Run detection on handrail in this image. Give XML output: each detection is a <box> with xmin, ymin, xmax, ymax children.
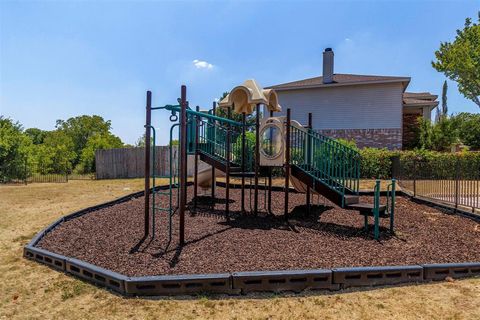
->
<box><xmin>289</xmin><ymin>125</ymin><xmax>360</xmax><ymax>196</ymax></box>
<box><xmin>196</xmin><ymin>118</ymin><xmax>254</xmax><ymax>171</ymax></box>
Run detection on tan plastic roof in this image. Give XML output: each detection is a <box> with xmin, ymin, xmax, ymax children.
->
<box><xmin>219</xmin><ymin>79</ymin><xmax>282</xmax><ymax>114</ymax></box>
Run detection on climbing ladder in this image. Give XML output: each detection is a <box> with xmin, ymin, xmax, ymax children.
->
<box><xmin>145</xmin><ymin>123</ymin><xmax>180</xmax><ymax>246</ymax></box>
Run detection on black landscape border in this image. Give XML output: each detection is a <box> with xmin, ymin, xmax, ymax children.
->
<box><xmin>24</xmin><ymin>183</ymin><xmax>480</xmax><ymax>296</ymax></box>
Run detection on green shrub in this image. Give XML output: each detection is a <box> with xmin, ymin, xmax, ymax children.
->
<box><xmin>357</xmin><ymin>148</ymin><xmax>480</xmax><ymax>179</ymax></box>
<box><xmin>336</xmin><ymin>138</ymin><xmax>359</xmax><ymax>151</ymax></box>
<box><xmin>232</xmin><ymin>131</ymin><xmax>255</xmax><ymax>170</ymax></box>
<box><xmin>359</xmin><ymin>148</ymin><xmax>396</xmax><ymax>179</ymax></box>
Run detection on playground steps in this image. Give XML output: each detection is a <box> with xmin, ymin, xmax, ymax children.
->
<box><xmin>347</xmin><ymin>203</ymin><xmax>388</xmax><ymax>217</ymax></box>
<box><xmin>198</xmin><ymin>150</ymin><xmax>239</xmax><ymax>173</ymax></box>
<box><xmin>291</xmin><ymin>164</ymin><xmax>389</xmax><ymax>217</ymax></box>
<box><xmin>291</xmin><ymin>165</ymin><xmax>350</xmax><ymax>207</ymax></box>
<box><xmin>294</xmin><ymin>164</ymin><xmax>356</xmax><ymax>194</ymax></box>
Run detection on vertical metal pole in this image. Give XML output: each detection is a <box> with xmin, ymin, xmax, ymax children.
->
<box><xmin>179</xmin><ymin>85</ymin><xmax>187</xmax><ymax>245</ymax></box>
<box><xmin>194</xmin><ymin>105</ymin><xmax>200</xmax><ymax>210</ymax></box>
<box><xmin>241</xmin><ymin>111</ymin><xmax>246</xmax><ymax>214</ymax></box>
<box><xmin>413</xmin><ymin>158</ymin><xmax>417</xmax><ymax>197</ymax></box>
<box><xmin>374</xmin><ymin>179</ymin><xmax>380</xmax><ymax>240</ymax></box>
<box><xmin>254</xmin><ymin>104</ymin><xmax>260</xmax><ymax>215</ymax></box>
<box><xmin>144</xmin><ymin>90</ymin><xmax>152</xmax><ymax>239</ymax></box>
<box><xmin>390</xmin><ymin>179</ymin><xmax>396</xmax><ymax>233</ymax></box>
<box><xmin>284</xmin><ymin>109</ymin><xmax>291</xmax><ymax>220</ymax></box>
<box><xmin>65</xmin><ymin>160</ymin><xmax>68</xmax><ymax>182</ymax></box>
<box><xmin>211</xmin><ymin>101</ymin><xmax>216</xmax><ymax>200</ymax></box>
<box><xmin>268</xmin><ymin>110</ymin><xmax>273</xmax><ymax>214</ymax></box>
<box><xmin>306</xmin><ymin>112</ymin><xmax>312</xmax><ymax>215</ymax></box>
<box><xmin>24</xmin><ymin>157</ymin><xmax>28</xmax><ymax>185</ymax></box>
<box><xmin>455</xmin><ymin>159</ymin><xmax>459</xmax><ymax>212</ymax></box>
<box><xmin>225</xmin><ymin>107</ymin><xmax>231</xmax><ymax>221</ymax></box>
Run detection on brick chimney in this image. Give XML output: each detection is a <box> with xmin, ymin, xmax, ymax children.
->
<box><xmin>323</xmin><ymin>48</ymin><xmax>334</xmax><ymax>84</ymax></box>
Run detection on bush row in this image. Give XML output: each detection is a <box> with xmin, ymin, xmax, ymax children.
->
<box><xmin>359</xmin><ymin>148</ymin><xmax>480</xmax><ymax>179</ymax></box>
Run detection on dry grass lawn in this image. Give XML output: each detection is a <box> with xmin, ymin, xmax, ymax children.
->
<box><xmin>1</xmin><ymin>179</ymin><xmax>479</xmax><ymax>320</ymax></box>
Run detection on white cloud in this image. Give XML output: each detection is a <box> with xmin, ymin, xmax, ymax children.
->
<box><xmin>193</xmin><ymin>59</ymin><xmax>214</xmax><ymax>69</ymax></box>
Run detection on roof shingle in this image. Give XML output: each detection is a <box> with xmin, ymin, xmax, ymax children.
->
<box><xmin>266</xmin><ymin>73</ymin><xmax>411</xmax><ymax>90</ymax></box>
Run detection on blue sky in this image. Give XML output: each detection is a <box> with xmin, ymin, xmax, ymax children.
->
<box><xmin>1</xmin><ymin>0</ymin><xmax>479</xmax><ymax>145</ymax></box>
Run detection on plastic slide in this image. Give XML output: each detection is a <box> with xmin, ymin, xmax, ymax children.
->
<box><xmin>289</xmin><ymin>170</ymin><xmax>319</xmax><ymax>194</ymax></box>
<box><xmin>196</xmin><ymin>166</ymin><xmax>225</xmax><ymax>189</ymax></box>
<box><xmin>290</xmin><ymin>174</ymin><xmax>308</xmax><ymax>193</ymax></box>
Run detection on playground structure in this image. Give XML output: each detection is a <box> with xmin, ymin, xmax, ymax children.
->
<box><xmin>144</xmin><ymin>81</ymin><xmax>396</xmax><ymax>243</ymax></box>
<box><xmin>23</xmin><ymin>81</ymin><xmax>480</xmax><ymax>298</ymax></box>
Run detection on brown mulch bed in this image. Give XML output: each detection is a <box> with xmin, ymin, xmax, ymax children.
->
<box><xmin>37</xmin><ymin>186</ymin><xmax>480</xmax><ymax>277</ymax></box>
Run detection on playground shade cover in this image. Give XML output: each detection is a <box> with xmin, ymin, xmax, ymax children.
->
<box><xmin>218</xmin><ymin>79</ymin><xmax>282</xmax><ymax>114</ymax></box>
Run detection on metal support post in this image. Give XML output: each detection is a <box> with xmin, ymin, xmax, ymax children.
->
<box><xmin>144</xmin><ymin>90</ymin><xmax>152</xmax><ymax>239</ymax></box>
<box><xmin>284</xmin><ymin>109</ymin><xmax>291</xmax><ymax>220</ymax></box>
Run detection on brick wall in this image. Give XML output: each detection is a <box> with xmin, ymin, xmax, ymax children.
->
<box><xmin>402</xmin><ymin>113</ymin><xmax>420</xmax><ymax>150</ymax></box>
<box><xmin>317</xmin><ymin>128</ymin><xmax>402</xmax><ymax>150</ymax></box>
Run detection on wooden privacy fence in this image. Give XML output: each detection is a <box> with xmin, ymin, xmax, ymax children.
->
<box><xmin>95</xmin><ymin>147</ymin><xmax>196</xmax><ymax>179</ymax></box>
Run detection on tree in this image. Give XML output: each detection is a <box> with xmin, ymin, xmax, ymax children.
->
<box><xmin>436</xmin><ymin>80</ymin><xmax>448</xmax><ymax>123</ymax></box>
<box><xmin>76</xmin><ymin>133</ymin><xmax>124</xmax><ymax>173</ymax></box>
<box><xmin>43</xmin><ymin>131</ymin><xmax>75</xmax><ymax>172</ymax></box>
<box><xmin>418</xmin><ymin>119</ymin><xmax>433</xmax><ymax>150</ymax></box>
<box><xmin>435</xmin><ymin>107</ymin><xmax>440</xmax><ymax>123</ymax></box>
<box><xmin>451</xmin><ymin>112</ymin><xmax>480</xmax><ymax>150</ymax></box>
<box><xmin>25</xmin><ymin>128</ymin><xmax>48</xmax><ymax>145</ymax></box>
<box><xmin>441</xmin><ymin>80</ymin><xmax>448</xmax><ymax>117</ymax></box>
<box><xmin>55</xmin><ymin>115</ymin><xmax>115</xmax><ymax>165</ymax></box>
<box><xmin>0</xmin><ymin>117</ymin><xmax>32</xmax><ymax>182</ymax></box>
<box><xmin>431</xmin><ymin>117</ymin><xmax>458</xmax><ymax>151</ymax></box>
<box><xmin>417</xmin><ymin>117</ymin><xmax>459</xmax><ymax>151</ymax></box>
<box><xmin>432</xmin><ymin>12</ymin><xmax>480</xmax><ymax>108</ymax></box>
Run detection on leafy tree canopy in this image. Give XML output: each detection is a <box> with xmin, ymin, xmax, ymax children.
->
<box><xmin>24</xmin><ymin>128</ymin><xmax>48</xmax><ymax>145</ymax></box>
<box><xmin>451</xmin><ymin>112</ymin><xmax>480</xmax><ymax>150</ymax></box>
<box><xmin>0</xmin><ymin>117</ymin><xmax>32</xmax><ymax>181</ymax></box>
<box><xmin>76</xmin><ymin>133</ymin><xmax>124</xmax><ymax>173</ymax></box>
<box><xmin>432</xmin><ymin>12</ymin><xmax>480</xmax><ymax>108</ymax></box>
<box><xmin>56</xmin><ymin>115</ymin><xmax>113</xmax><ymax>163</ymax></box>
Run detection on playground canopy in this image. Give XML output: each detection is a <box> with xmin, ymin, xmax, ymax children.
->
<box><xmin>218</xmin><ymin>79</ymin><xmax>282</xmax><ymax>114</ymax></box>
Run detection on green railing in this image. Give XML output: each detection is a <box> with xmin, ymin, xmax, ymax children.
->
<box><xmin>290</xmin><ymin>125</ymin><xmax>360</xmax><ymax>196</ymax></box>
<box><xmin>158</xmin><ymin>104</ymin><xmax>254</xmax><ymax>171</ymax></box>
<box><xmin>194</xmin><ymin>115</ymin><xmax>254</xmax><ymax>172</ymax></box>
<box><xmin>370</xmin><ymin>179</ymin><xmax>396</xmax><ymax>240</ymax></box>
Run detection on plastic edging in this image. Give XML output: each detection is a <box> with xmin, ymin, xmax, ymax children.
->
<box><xmin>23</xmin><ymin>184</ymin><xmax>480</xmax><ymax>297</ymax></box>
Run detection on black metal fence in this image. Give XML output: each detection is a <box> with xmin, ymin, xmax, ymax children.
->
<box><xmin>398</xmin><ymin>157</ymin><xmax>480</xmax><ymax>214</ymax></box>
<box><xmin>1</xmin><ymin>159</ymin><xmax>95</xmax><ymax>184</ymax></box>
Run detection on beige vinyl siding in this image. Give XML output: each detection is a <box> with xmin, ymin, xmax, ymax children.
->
<box><xmin>275</xmin><ymin>83</ymin><xmax>404</xmax><ymax>129</ymax></box>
